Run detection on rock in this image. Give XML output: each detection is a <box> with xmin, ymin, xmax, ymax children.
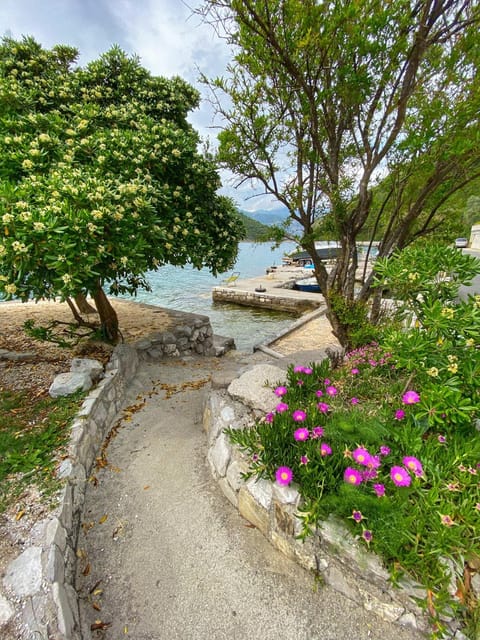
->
<box><xmin>3</xmin><ymin>546</ymin><xmax>42</xmax><ymax>598</ymax></box>
<box><xmin>228</xmin><ymin>364</ymin><xmax>285</xmax><ymax>412</ymax></box>
<box><xmin>207</xmin><ymin>432</ymin><xmax>231</xmax><ymax>478</ymax></box>
<box><xmin>0</xmin><ymin>593</ymin><xmax>14</xmax><ymax>626</ymax></box>
<box><xmin>49</xmin><ymin>371</ymin><xmax>92</xmax><ymax>397</ymax></box>
<box><xmin>0</xmin><ymin>348</ymin><xmax>36</xmax><ymax>362</ymax></box>
<box><xmin>70</xmin><ymin>357</ymin><xmax>103</xmax><ymax>382</ymax></box>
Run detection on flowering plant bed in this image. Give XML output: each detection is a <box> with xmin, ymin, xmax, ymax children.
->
<box><xmin>227</xmin><ymin>245</ymin><xmax>480</xmax><ymax>639</ymax></box>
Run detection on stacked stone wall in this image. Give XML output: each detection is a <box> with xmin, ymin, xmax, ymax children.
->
<box><xmin>0</xmin><ymin>311</ymin><xmax>214</xmax><ymax>640</ymax></box>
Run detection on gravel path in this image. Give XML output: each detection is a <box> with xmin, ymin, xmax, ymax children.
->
<box><xmin>75</xmin><ymin>354</ymin><xmax>421</xmax><ymax>640</ymax></box>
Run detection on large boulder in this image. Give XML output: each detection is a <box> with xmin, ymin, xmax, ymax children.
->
<box><xmin>70</xmin><ymin>357</ymin><xmax>104</xmax><ymax>382</ymax></box>
<box><xmin>49</xmin><ymin>372</ymin><xmax>92</xmax><ymax>398</ymax></box>
<box><xmin>227</xmin><ymin>364</ymin><xmax>285</xmax><ymax>412</ymax></box>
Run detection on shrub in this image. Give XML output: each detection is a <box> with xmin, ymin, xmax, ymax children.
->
<box><xmin>227</xmin><ymin>244</ymin><xmax>480</xmax><ymax>638</ymax></box>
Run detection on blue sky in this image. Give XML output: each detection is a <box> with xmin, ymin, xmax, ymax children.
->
<box><xmin>0</xmin><ymin>0</ymin><xmax>279</xmax><ymax>212</ymax></box>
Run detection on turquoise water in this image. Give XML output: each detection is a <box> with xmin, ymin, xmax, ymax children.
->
<box><xmin>123</xmin><ymin>241</ymin><xmax>298</xmax><ymax>351</ymax></box>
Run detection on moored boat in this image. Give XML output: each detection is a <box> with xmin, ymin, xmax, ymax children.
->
<box><xmin>294</xmin><ymin>277</ymin><xmax>322</xmax><ymax>293</ymax></box>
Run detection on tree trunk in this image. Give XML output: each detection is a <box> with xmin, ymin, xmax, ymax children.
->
<box><xmin>92</xmin><ymin>286</ymin><xmax>119</xmax><ymax>342</ymax></box>
<box><xmin>74</xmin><ymin>293</ymin><xmax>98</xmax><ymax>315</ymax></box>
<box><xmin>303</xmin><ymin>238</ymin><xmax>351</xmax><ymax>348</ymax></box>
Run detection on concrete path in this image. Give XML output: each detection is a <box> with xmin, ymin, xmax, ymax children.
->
<box><xmin>76</xmin><ymin>353</ymin><xmax>421</xmax><ymax>640</ymax></box>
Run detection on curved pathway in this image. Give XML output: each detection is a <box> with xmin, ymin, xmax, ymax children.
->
<box><xmin>76</xmin><ymin>354</ymin><xmax>421</xmax><ymax>640</ymax></box>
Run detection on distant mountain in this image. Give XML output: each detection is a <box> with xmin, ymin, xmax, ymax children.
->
<box><xmin>241</xmin><ymin>207</ymin><xmax>290</xmax><ymax>226</ymax></box>
<box><xmin>237</xmin><ymin>211</ymin><xmax>270</xmax><ymax>241</ymax></box>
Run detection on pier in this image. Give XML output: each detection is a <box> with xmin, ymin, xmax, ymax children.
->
<box><xmin>212</xmin><ymin>266</ymin><xmax>325</xmax><ymax>314</ymax></box>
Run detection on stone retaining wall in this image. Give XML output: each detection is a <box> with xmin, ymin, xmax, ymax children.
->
<box><xmin>0</xmin><ymin>311</ymin><xmax>215</xmax><ymax>640</ymax></box>
<box><xmin>202</xmin><ymin>367</ymin><xmax>469</xmax><ymax>639</ymax></box>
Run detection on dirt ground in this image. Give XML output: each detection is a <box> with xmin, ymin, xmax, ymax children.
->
<box><xmin>0</xmin><ymin>298</ymin><xmax>175</xmax><ymax>394</ymax></box>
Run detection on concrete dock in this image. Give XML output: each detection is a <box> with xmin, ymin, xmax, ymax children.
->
<box><xmin>212</xmin><ymin>266</ymin><xmax>325</xmax><ymax>314</ymax></box>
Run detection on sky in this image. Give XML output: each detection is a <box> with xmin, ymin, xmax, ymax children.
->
<box><xmin>0</xmin><ymin>0</ymin><xmax>280</xmax><ymax>212</ymax></box>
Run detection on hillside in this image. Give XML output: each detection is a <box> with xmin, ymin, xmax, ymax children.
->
<box><xmin>238</xmin><ymin>211</ymin><xmax>271</xmax><ymax>240</ymax></box>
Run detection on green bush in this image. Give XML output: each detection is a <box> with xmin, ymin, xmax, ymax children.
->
<box><xmin>227</xmin><ymin>244</ymin><xmax>480</xmax><ymax>638</ymax></box>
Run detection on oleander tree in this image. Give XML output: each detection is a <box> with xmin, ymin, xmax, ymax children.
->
<box><xmin>198</xmin><ymin>0</ymin><xmax>480</xmax><ymax>347</ymax></box>
<box><xmin>0</xmin><ymin>37</ymin><xmax>244</xmax><ymax>340</ymax></box>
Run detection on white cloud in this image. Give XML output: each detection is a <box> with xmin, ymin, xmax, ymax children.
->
<box><xmin>105</xmin><ymin>0</ymin><xmax>229</xmax><ymax>81</ymax></box>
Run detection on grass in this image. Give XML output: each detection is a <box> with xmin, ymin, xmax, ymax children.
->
<box><xmin>0</xmin><ymin>388</ymin><xmax>84</xmax><ymax>513</ymax></box>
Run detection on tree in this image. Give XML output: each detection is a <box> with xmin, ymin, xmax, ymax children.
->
<box><xmin>0</xmin><ymin>37</ymin><xmax>244</xmax><ymax>340</ymax></box>
<box><xmin>198</xmin><ymin>0</ymin><xmax>480</xmax><ymax>347</ymax></box>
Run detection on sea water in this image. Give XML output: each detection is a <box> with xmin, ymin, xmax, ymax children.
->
<box><xmin>123</xmin><ymin>241</ymin><xmax>298</xmax><ymax>351</ymax></box>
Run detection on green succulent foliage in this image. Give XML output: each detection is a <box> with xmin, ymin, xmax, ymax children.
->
<box><xmin>374</xmin><ymin>243</ymin><xmax>480</xmax><ymax>433</ymax></box>
<box><xmin>228</xmin><ymin>243</ymin><xmax>480</xmax><ymax>637</ymax></box>
<box><xmin>0</xmin><ymin>37</ymin><xmax>244</xmax><ymax>302</ymax></box>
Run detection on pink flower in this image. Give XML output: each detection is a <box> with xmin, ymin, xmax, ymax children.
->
<box><xmin>402</xmin><ymin>390</ymin><xmax>420</xmax><ymax>405</ymax></box>
<box><xmin>312</xmin><ymin>426</ymin><xmax>324</xmax><ymax>438</ymax></box>
<box><xmin>403</xmin><ymin>456</ymin><xmax>423</xmax><ymax>477</ymax></box>
<box><xmin>363</xmin><ymin>469</ymin><xmax>378</xmax><ymax>481</ymax></box>
<box><xmin>276</xmin><ymin>466</ymin><xmax>293</xmax><ymax>486</ymax></box>
<box><xmin>351</xmin><ymin>510</ymin><xmax>363</xmax><ymax>522</ymax></box>
<box><xmin>379</xmin><ymin>446</ymin><xmax>390</xmax><ymax>456</ymax></box>
<box><xmin>265</xmin><ymin>412</ymin><xmax>275</xmax><ymax>423</ymax></box>
<box><xmin>394</xmin><ymin>409</ymin><xmax>406</xmax><ymax>420</ymax></box>
<box><xmin>373</xmin><ymin>483</ymin><xmax>385</xmax><ymax>497</ymax></box>
<box><xmin>315</xmin><ymin>389</ymin><xmax>324</xmax><ymax>397</ymax></box>
<box><xmin>351</xmin><ymin>368</ymin><xmax>359</xmax><ymax>375</ymax></box>
<box><xmin>368</xmin><ymin>455</ymin><xmax>381</xmax><ymax>469</ymax></box>
<box><xmin>317</xmin><ymin>402</ymin><xmax>330</xmax><ymax>413</ymax></box>
<box><xmin>326</xmin><ymin>385</ymin><xmax>338</xmax><ymax>396</ymax></box>
<box><xmin>300</xmin><ymin>455</ymin><xmax>309</xmax><ymax>465</ymax></box>
<box><xmin>276</xmin><ymin>402</ymin><xmax>289</xmax><ymax>413</ymax></box>
<box><xmin>391</xmin><ymin>466</ymin><xmax>411</xmax><ymax>487</ymax></box>
<box><xmin>274</xmin><ymin>386</ymin><xmax>288</xmax><ymax>397</ymax></box>
<box><xmin>292</xmin><ymin>409</ymin><xmax>307</xmax><ymax>422</ymax></box>
<box><xmin>438</xmin><ymin>434</ymin><xmax>447</xmax><ymax>444</ymax></box>
<box><xmin>350</xmin><ymin>397</ymin><xmax>359</xmax><ymax>405</ymax></box>
<box><xmin>320</xmin><ymin>443</ymin><xmax>332</xmax><ymax>456</ymax></box>
<box><xmin>294</xmin><ymin>427</ymin><xmax>309</xmax><ymax>441</ymax></box>
<box><xmin>362</xmin><ymin>529</ymin><xmax>373</xmax><ymax>544</ymax></box>
<box><xmin>352</xmin><ymin>447</ymin><xmax>372</xmax><ymax>466</ymax></box>
<box><xmin>440</xmin><ymin>514</ymin><xmax>455</xmax><ymax>527</ymax></box>
<box><xmin>303</xmin><ymin>367</ymin><xmax>313</xmax><ymax>375</ymax></box>
<box><xmin>293</xmin><ymin>366</ymin><xmax>304</xmax><ymax>373</ymax></box>
<box><xmin>324</xmin><ymin>378</ymin><xmax>331</xmax><ymax>385</ymax></box>
<box><xmin>344</xmin><ymin>467</ymin><xmax>363</xmax><ymax>485</ymax></box>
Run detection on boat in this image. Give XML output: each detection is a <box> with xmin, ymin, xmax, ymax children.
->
<box><xmin>288</xmin><ymin>247</ymin><xmax>340</xmax><ymax>266</ymax></box>
<box><xmin>294</xmin><ymin>277</ymin><xmax>322</xmax><ymax>293</ymax></box>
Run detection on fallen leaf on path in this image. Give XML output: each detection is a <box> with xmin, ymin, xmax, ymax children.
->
<box><xmin>88</xmin><ymin>579</ymin><xmax>103</xmax><ymax>594</ymax></box>
<box><xmin>91</xmin><ymin>621</ymin><xmax>111</xmax><ymax>631</ymax></box>
<box><xmin>82</xmin><ymin>563</ymin><xmax>91</xmax><ymax>576</ymax></box>
<box><xmin>82</xmin><ymin>521</ymin><xmax>95</xmax><ymax>534</ymax></box>
<box><xmin>92</xmin><ymin>602</ymin><xmax>101</xmax><ymax>611</ymax></box>
<box><xmin>98</xmin><ymin>514</ymin><xmax>108</xmax><ymax>524</ymax></box>
<box><xmin>143</xmin><ymin>485</ymin><xmax>150</xmax><ymax>490</ymax></box>
<box><xmin>15</xmin><ymin>510</ymin><xmax>25</xmax><ymax>521</ymax></box>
